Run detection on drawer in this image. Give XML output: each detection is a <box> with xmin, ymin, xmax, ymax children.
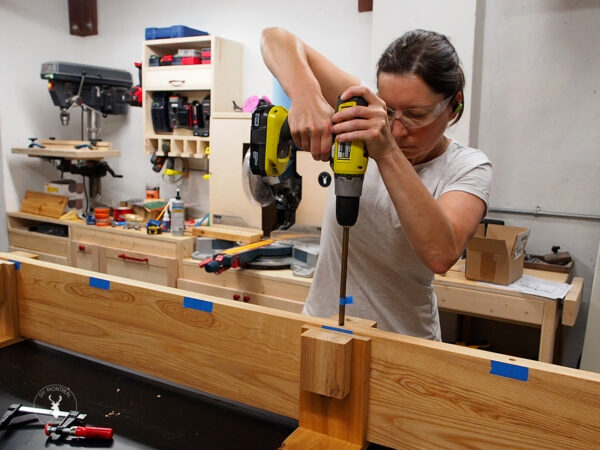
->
<box><xmin>71</xmin><ymin>227</ymin><xmax>180</xmax><ymax>259</ymax></box>
<box><xmin>70</xmin><ymin>241</ymin><xmax>100</xmax><ymax>272</ymax></box>
<box><xmin>8</xmin><ymin>230</ymin><xmax>69</xmax><ymax>258</ymax></box>
<box><xmin>9</xmin><ymin>246</ymin><xmax>68</xmax><ymax>266</ymax></box>
<box><xmin>181</xmin><ymin>261</ymin><xmax>311</xmax><ymax>303</ymax></box>
<box><xmin>177</xmin><ymin>278</ymin><xmax>304</xmax><ymax>314</ymax></box>
<box><xmin>143</xmin><ymin>66</ymin><xmax>212</xmax><ymax>91</ymax></box>
<box><xmin>102</xmin><ymin>247</ymin><xmax>177</xmax><ymax>287</ymax></box>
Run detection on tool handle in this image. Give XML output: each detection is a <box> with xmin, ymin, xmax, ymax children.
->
<box><xmin>74</xmin><ymin>426</ymin><xmax>114</xmax><ymax>439</ymax></box>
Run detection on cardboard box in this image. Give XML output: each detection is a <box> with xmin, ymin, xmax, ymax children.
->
<box><xmin>466</xmin><ymin>224</ymin><xmax>530</xmax><ymax>285</ymax></box>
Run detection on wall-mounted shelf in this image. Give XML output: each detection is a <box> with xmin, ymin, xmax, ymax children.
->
<box><xmin>142</xmin><ymin>35</ymin><xmax>242</xmax><ymax>160</ymax></box>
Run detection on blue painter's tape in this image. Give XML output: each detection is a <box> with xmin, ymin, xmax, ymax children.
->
<box><xmin>8</xmin><ymin>260</ymin><xmax>21</xmax><ymax>270</ymax></box>
<box><xmin>321</xmin><ymin>325</ymin><xmax>353</xmax><ymax>335</ymax></box>
<box><xmin>339</xmin><ymin>296</ymin><xmax>354</xmax><ymax>306</ymax></box>
<box><xmin>490</xmin><ymin>360</ymin><xmax>528</xmax><ymax>381</ymax></box>
<box><xmin>89</xmin><ymin>277</ymin><xmax>110</xmax><ymax>290</ymax></box>
<box><xmin>183</xmin><ymin>297</ymin><xmax>214</xmax><ymax>313</ymax></box>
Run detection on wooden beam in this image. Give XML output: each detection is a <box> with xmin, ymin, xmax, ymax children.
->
<box><xmin>0</xmin><ymin>261</ymin><xmax>21</xmax><ymax>348</ymax></box>
<box><xmin>68</xmin><ymin>0</ymin><xmax>98</xmax><ymax>36</ymax></box>
<box><xmin>2</xmin><ymin>253</ymin><xmax>600</xmax><ymax>449</ymax></box>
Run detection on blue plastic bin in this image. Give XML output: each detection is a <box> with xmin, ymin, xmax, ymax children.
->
<box><xmin>145</xmin><ymin>25</ymin><xmax>208</xmax><ymax>40</ymax></box>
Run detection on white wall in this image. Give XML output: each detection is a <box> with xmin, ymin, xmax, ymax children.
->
<box><xmin>1</xmin><ymin>0</ymin><xmax>599</xmax><ymax>369</ymax></box>
<box><xmin>478</xmin><ymin>0</ymin><xmax>600</xmax><ymax>367</ymax></box>
<box><xmin>371</xmin><ymin>0</ymin><xmax>479</xmax><ymax>146</ymax></box>
<box><xmin>0</xmin><ymin>0</ymin><xmax>372</xmax><ymax>217</ymax></box>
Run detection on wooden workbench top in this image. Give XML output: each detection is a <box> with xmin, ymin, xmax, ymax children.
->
<box><xmin>8</xmin><ymin>211</ymin><xmax>193</xmax><ymax>242</ymax></box>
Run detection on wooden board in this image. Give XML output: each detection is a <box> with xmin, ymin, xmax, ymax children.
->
<box><xmin>192</xmin><ymin>225</ymin><xmax>263</xmax><ymax>243</ymax></box>
<box><xmin>19</xmin><ymin>190</ymin><xmax>67</xmax><ymax>218</ymax></box>
<box><xmin>12</xmin><ymin>147</ymin><xmax>120</xmax><ymax>160</ymax></box>
<box><xmin>40</xmin><ymin>139</ymin><xmax>112</xmax><ymax>149</ymax></box>
<box><xmin>0</xmin><ymin>261</ymin><xmax>21</xmax><ymax>348</ymax></box>
<box><xmin>2</xmin><ymin>253</ymin><xmax>600</xmax><ymax>449</ymax></box>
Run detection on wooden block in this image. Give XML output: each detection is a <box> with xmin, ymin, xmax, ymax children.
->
<box><xmin>329</xmin><ymin>315</ymin><xmax>377</xmax><ymax>329</ymax></box>
<box><xmin>562</xmin><ymin>277</ymin><xmax>583</xmax><ymax>326</ymax></box>
<box><xmin>281</xmin><ymin>427</ymin><xmax>365</xmax><ymax>450</ymax></box>
<box><xmin>9</xmin><ymin>251</ymin><xmax>40</xmax><ymax>259</ymax></box>
<box><xmin>192</xmin><ymin>225</ymin><xmax>263</xmax><ymax>243</ymax></box>
<box><xmin>300</xmin><ymin>328</ymin><xmax>353</xmax><ymax>399</ymax></box>
<box><xmin>0</xmin><ymin>261</ymin><xmax>20</xmax><ymax>346</ymax></box>
<box><xmin>20</xmin><ymin>191</ymin><xmax>67</xmax><ymax>218</ymax></box>
<box><xmin>297</xmin><ymin>326</ymin><xmax>371</xmax><ymax>444</ymax></box>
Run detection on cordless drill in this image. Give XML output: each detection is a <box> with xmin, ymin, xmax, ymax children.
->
<box><xmin>331</xmin><ymin>96</ymin><xmax>368</xmax><ymax>326</ymax></box>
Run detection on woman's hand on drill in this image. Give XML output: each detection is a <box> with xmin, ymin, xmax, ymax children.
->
<box><xmin>288</xmin><ymin>92</ymin><xmax>335</xmax><ymax>162</ymax></box>
<box><xmin>331</xmin><ymin>86</ymin><xmax>397</xmax><ymax>162</ymax></box>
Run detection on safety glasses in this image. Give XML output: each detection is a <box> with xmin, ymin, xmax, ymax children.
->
<box><xmin>385</xmin><ymin>95</ymin><xmax>453</xmax><ymax>129</ymax></box>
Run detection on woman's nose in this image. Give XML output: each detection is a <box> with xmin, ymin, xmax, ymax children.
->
<box><xmin>391</xmin><ymin>118</ymin><xmax>409</xmax><ymax>138</ymax></box>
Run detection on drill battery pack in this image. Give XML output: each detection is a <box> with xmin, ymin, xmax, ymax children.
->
<box><xmin>151</xmin><ymin>93</ymin><xmax>172</xmax><ymax>132</ymax></box>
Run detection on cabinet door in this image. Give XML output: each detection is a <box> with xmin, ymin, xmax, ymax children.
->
<box><xmin>70</xmin><ymin>241</ymin><xmax>100</xmax><ymax>272</ymax></box>
<box><xmin>102</xmin><ymin>247</ymin><xmax>177</xmax><ymax>287</ymax></box>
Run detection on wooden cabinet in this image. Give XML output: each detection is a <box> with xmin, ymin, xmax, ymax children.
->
<box><xmin>6</xmin><ymin>212</ymin><xmax>70</xmax><ymax>265</ymax></box>
<box><xmin>141</xmin><ymin>36</ymin><xmax>242</xmax><ymax>161</ymax></box>
<box><xmin>71</xmin><ymin>224</ymin><xmax>192</xmax><ymax>287</ymax></box>
<box><xmin>178</xmin><ymin>258</ymin><xmax>309</xmax><ymax>313</ymax></box>
<box><xmin>6</xmin><ymin>212</ymin><xmax>194</xmax><ymax>287</ymax></box>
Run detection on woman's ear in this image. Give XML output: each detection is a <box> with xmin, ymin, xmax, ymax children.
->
<box><xmin>450</xmin><ymin>92</ymin><xmax>464</xmax><ymax>119</ymax></box>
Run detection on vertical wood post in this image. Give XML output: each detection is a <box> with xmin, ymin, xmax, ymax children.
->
<box><xmin>0</xmin><ymin>261</ymin><xmax>21</xmax><ymax>348</ymax></box>
<box><xmin>282</xmin><ymin>326</ymin><xmax>371</xmax><ymax>449</ymax></box>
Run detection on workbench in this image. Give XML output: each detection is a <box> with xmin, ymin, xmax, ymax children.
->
<box><xmin>1</xmin><ymin>254</ymin><xmax>599</xmax><ymax>448</ymax></box>
<box><xmin>7</xmin><ymin>211</ymin><xmax>195</xmax><ymax>287</ymax></box>
<box><xmin>0</xmin><ymin>340</ymin><xmax>298</xmax><ymax>449</ymax></box>
<box><xmin>179</xmin><ymin>258</ymin><xmax>583</xmax><ymax>364</ymax></box>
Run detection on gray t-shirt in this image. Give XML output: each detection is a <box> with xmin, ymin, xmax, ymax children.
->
<box><xmin>303</xmin><ymin>139</ymin><xmax>492</xmax><ymax>340</ymax></box>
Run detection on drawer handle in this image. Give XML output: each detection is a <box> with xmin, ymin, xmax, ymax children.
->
<box><xmin>78</xmin><ymin>245</ymin><xmax>86</xmax><ymax>251</ymax></box>
<box><xmin>118</xmin><ymin>253</ymin><xmax>149</xmax><ymax>263</ymax></box>
<box><xmin>169</xmin><ymin>79</ymin><xmax>186</xmax><ymax>86</ymax></box>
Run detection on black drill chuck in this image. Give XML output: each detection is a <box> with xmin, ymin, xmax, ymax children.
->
<box><xmin>336</xmin><ymin>196</ymin><xmax>360</xmax><ymax>227</ymax></box>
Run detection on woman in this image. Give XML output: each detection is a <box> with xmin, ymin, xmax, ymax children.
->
<box><xmin>261</xmin><ymin>27</ymin><xmax>492</xmax><ymax>339</ymax></box>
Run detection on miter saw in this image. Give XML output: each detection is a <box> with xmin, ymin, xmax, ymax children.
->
<box><xmin>245</xmin><ymin>104</ymin><xmax>303</xmax><ymax>231</ymax></box>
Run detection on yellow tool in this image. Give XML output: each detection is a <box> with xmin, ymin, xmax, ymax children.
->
<box><xmin>331</xmin><ymin>96</ymin><xmax>368</xmax><ymax>326</ymax></box>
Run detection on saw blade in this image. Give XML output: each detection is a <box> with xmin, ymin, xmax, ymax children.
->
<box><xmin>243</xmin><ymin>151</ymin><xmax>274</xmax><ymax>207</ymax></box>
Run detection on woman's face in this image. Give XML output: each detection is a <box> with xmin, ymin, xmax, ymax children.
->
<box><xmin>377</xmin><ymin>72</ymin><xmax>454</xmax><ymax>164</ymax></box>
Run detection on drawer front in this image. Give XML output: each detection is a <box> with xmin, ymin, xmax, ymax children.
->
<box><xmin>144</xmin><ymin>67</ymin><xmax>212</xmax><ymax>91</ymax></box>
<box><xmin>9</xmin><ymin>246</ymin><xmax>68</xmax><ymax>266</ymax></box>
<box><xmin>102</xmin><ymin>247</ymin><xmax>177</xmax><ymax>287</ymax></box>
<box><xmin>177</xmin><ymin>278</ymin><xmax>304</xmax><ymax>314</ymax></box>
<box><xmin>8</xmin><ymin>231</ymin><xmax>69</xmax><ymax>257</ymax></box>
<box><xmin>70</xmin><ymin>241</ymin><xmax>100</xmax><ymax>272</ymax></box>
<box><xmin>181</xmin><ymin>264</ymin><xmax>311</xmax><ymax>303</ymax></box>
<box><xmin>72</xmin><ymin>227</ymin><xmax>177</xmax><ymax>258</ymax></box>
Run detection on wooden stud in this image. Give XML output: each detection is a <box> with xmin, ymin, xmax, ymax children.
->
<box><xmin>287</xmin><ymin>326</ymin><xmax>371</xmax><ymax>447</ymax></box>
<box><xmin>0</xmin><ymin>261</ymin><xmax>21</xmax><ymax>348</ymax></box>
